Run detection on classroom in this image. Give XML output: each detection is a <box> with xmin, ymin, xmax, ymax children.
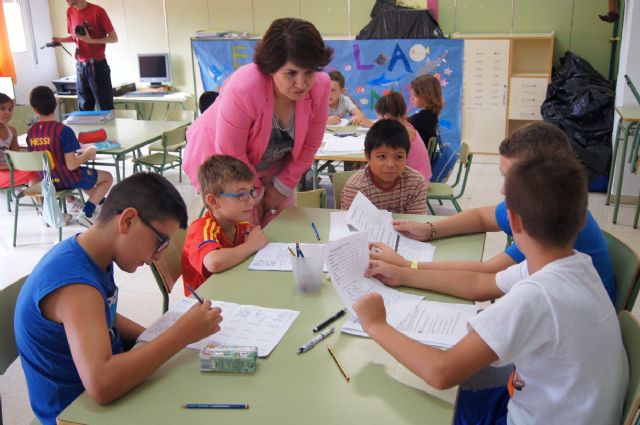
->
<box><xmin>1</xmin><ymin>0</ymin><xmax>640</xmax><ymax>424</ymax></box>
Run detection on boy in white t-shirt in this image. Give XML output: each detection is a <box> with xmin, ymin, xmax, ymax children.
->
<box><xmin>354</xmin><ymin>156</ymin><xmax>629</xmax><ymax>425</ymax></box>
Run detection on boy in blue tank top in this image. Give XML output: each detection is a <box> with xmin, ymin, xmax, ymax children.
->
<box><xmin>14</xmin><ymin>173</ymin><xmax>223</xmax><ymax>425</ymax></box>
<box><xmin>367</xmin><ymin>122</ymin><xmax>616</xmax><ymax>305</ymax></box>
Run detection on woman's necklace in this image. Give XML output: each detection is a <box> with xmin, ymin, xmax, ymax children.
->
<box><xmin>273</xmin><ymin>111</ymin><xmax>294</xmax><ymax>132</ymax></box>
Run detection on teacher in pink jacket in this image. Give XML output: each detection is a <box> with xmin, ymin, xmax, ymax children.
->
<box><xmin>183</xmin><ymin>18</ymin><xmax>333</xmax><ymax>226</ymax></box>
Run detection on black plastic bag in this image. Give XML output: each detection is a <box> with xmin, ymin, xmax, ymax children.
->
<box><xmin>541</xmin><ymin>52</ymin><xmax>614</xmax><ymax>183</ymax></box>
<box><xmin>356</xmin><ymin>0</ymin><xmax>445</xmax><ymax>40</ymax></box>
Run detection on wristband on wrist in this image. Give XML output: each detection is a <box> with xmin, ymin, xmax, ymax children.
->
<box><xmin>425</xmin><ymin>221</ymin><xmax>437</xmax><ymax>241</ymax></box>
<box><xmin>410</xmin><ymin>260</ymin><xmax>419</xmax><ymax>270</ymax></box>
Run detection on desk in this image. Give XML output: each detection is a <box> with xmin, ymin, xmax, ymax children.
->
<box><xmin>313</xmin><ymin>132</ymin><xmax>367</xmax><ymax>189</ymax></box>
<box><xmin>55</xmin><ymin>92</ymin><xmax>192</xmax><ymax>121</ymax></box>
<box><xmin>58</xmin><ymin>207</ymin><xmax>485</xmax><ymax>425</ymax></box>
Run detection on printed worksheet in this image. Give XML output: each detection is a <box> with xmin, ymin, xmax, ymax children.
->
<box><xmin>323</xmin><ymin>232</ymin><xmax>423</xmax><ymax>326</ymax></box>
<box><xmin>137</xmin><ymin>297</ymin><xmax>299</xmax><ymax>357</ymax></box>
<box><xmin>248</xmin><ymin>243</ymin><xmax>326</xmax><ymax>271</ymax></box>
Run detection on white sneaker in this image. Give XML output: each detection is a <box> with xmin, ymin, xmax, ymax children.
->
<box><xmin>66</xmin><ymin>196</ymin><xmax>84</xmax><ymax>213</ymax></box>
<box><xmin>77</xmin><ymin>211</ymin><xmax>95</xmax><ymax>228</ymax></box>
<box><xmin>63</xmin><ymin>213</ymin><xmax>73</xmax><ymax>225</ymax></box>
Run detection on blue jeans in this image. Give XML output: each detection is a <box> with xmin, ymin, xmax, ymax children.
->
<box><xmin>76</xmin><ymin>59</ymin><xmax>114</xmax><ymax>111</ymax></box>
<box><xmin>454</xmin><ymin>387</ymin><xmax>509</xmax><ymax>425</ymax></box>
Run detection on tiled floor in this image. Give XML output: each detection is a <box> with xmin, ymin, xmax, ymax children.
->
<box><xmin>1</xmin><ymin>155</ymin><xmax>639</xmax><ymax>425</ymax></box>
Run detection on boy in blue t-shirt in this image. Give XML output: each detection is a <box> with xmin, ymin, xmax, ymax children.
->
<box><xmin>27</xmin><ymin>86</ymin><xmax>113</xmax><ymax>227</ymax></box>
<box><xmin>368</xmin><ymin>121</ymin><xmax>616</xmax><ymax>305</ymax></box>
<box><xmin>14</xmin><ymin>173</ymin><xmax>223</xmax><ymax>425</ymax></box>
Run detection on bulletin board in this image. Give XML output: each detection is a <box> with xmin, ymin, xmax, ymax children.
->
<box><xmin>191</xmin><ymin>38</ymin><xmax>464</xmax><ymax>151</ymax></box>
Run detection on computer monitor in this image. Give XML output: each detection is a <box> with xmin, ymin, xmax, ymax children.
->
<box><xmin>137</xmin><ymin>53</ymin><xmax>171</xmax><ymax>88</ymax></box>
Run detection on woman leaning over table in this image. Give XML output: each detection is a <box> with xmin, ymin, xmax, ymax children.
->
<box><xmin>183</xmin><ymin>18</ymin><xmax>333</xmax><ymax>226</ymax></box>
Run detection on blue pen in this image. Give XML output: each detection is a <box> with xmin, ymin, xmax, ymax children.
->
<box><xmin>311</xmin><ymin>222</ymin><xmax>321</xmax><ymax>241</ymax></box>
<box><xmin>186</xmin><ymin>285</ymin><xmax>204</xmax><ymax>304</ymax></box>
<box><xmin>181</xmin><ymin>403</ymin><xmax>249</xmax><ymax>409</ymax></box>
<box><xmin>295</xmin><ymin>242</ymin><xmax>305</xmax><ymax>258</ymax></box>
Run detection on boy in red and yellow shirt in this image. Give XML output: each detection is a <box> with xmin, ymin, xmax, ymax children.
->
<box><xmin>182</xmin><ymin>155</ymin><xmax>269</xmax><ymax>294</ymax></box>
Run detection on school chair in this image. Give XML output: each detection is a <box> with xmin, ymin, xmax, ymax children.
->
<box><xmin>7</xmin><ymin>104</ymin><xmax>35</xmax><ymax>136</ymax></box>
<box><xmin>165</xmin><ymin>109</ymin><xmax>195</xmax><ymax>122</ymax></box>
<box><xmin>620</xmin><ymin>311</ymin><xmax>640</xmax><ymax>425</ymax></box>
<box><xmin>603</xmin><ymin>231</ymin><xmax>640</xmax><ymax>312</ymax></box>
<box><xmin>150</xmin><ymin>228</ymin><xmax>187</xmax><ymax>313</ymax></box>
<box><xmin>330</xmin><ymin>170</ymin><xmax>357</xmax><ymax>209</ymax></box>
<box><xmin>133</xmin><ymin>126</ymin><xmax>187</xmax><ymax>182</ymax></box>
<box><xmin>296</xmin><ymin>189</ymin><xmax>326</xmax><ymax>208</ymax></box>
<box><xmin>5</xmin><ymin>151</ymin><xmax>83</xmax><ymax>246</ymax></box>
<box><xmin>426</xmin><ymin>142</ymin><xmax>474</xmax><ymax>214</ymax></box>
<box><xmin>113</xmin><ymin>109</ymin><xmax>138</xmax><ymax>119</ymax></box>
<box><xmin>426</xmin><ymin>136</ymin><xmax>437</xmax><ymax>160</ymax></box>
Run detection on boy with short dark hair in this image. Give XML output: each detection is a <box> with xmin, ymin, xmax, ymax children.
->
<box><xmin>182</xmin><ymin>155</ymin><xmax>269</xmax><ymax>295</ymax></box>
<box><xmin>27</xmin><ymin>85</ymin><xmax>113</xmax><ymax>227</ymax></box>
<box><xmin>355</xmin><ymin>157</ymin><xmax>628</xmax><ymax>424</ymax></box>
<box><xmin>14</xmin><ymin>173</ymin><xmax>223</xmax><ymax>425</ymax></box>
<box><xmin>340</xmin><ymin>119</ymin><xmax>428</xmax><ymax>214</ymax></box>
<box><xmin>327</xmin><ymin>70</ymin><xmax>365</xmax><ymax>125</ymax></box>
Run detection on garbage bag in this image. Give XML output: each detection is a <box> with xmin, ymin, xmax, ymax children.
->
<box><xmin>541</xmin><ymin>52</ymin><xmax>614</xmax><ymax>183</ymax></box>
<box><xmin>356</xmin><ymin>0</ymin><xmax>445</xmax><ymax>40</ymax></box>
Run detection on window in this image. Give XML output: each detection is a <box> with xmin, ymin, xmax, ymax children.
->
<box><xmin>3</xmin><ymin>0</ymin><xmax>27</xmax><ymax>53</ymax></box>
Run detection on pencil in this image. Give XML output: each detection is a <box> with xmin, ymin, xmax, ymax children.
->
<box><xmin>287</xmin><ymin>247</ymin><xmax>296</xmax><ymax>256</ymax></box>
<box><xmin>328</xmin><ymin>346</ymin><xmax>350</xmax><ymax>382</ymax></box>
<box><xmin>181</xmin><ymin>403</ymin><xmax>249</xmax><ymax>409</ymax></box>
<box><xmin>311</xmin><ymin>222</ymin><xmax>321</xmax><ymax>241</ymax></box>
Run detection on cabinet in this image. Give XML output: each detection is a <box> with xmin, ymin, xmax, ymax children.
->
<box><xmin>453</xmin><ymin>33</ymin><xmax>554</xmax><ymax>154</ymax></box>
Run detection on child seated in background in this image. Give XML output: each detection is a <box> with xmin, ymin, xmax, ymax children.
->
<box><xmin>198</xmin><ymin>90</ymin><xmax>219</xmax><ymax>114</ymax></box>
<box><xmin>340</xmin><ymin>119</ymin><xmax>427</xmax><ymax>214</ymax></box>
<box><xmin>0</xmin><ymin>92</ymin><xmax>39</xmax><ymax>189</ymax></box>
<box><xmin>355</xmin><ymin>156</ymin><xmax>628</xmax><ymax>425</ymax></box>
<box><xmin>326</xmin><ymin>70</ymin><xmax>366</xmax><ymax>125</ymax></box>
<box><xmin>368</xmin><ymin>122</ymin><xmax>616</xmax><ymax>304</ymax></box>
<box><xmin>27</xmin><ymin>86</ymin><xmax>113</xmax><ymax>227</ymax></box>
<box><xmin>182</xmin><ymin>155</ymin><xmax>269</xmax><ymax>294</ymax></box>
<box><xmin>360</xmin><ymin>91</ymin><xmax>432</xmax><ymax>183</ymax></box>
<box><xmin>408</xmin><ymin>75</ymin><xmax>443</xmax><ymax>147</ymax></box>
<box><xmin>14</xmin><ymin>173</ymin><xmax>223</xmax><ymax>425</ymax></box>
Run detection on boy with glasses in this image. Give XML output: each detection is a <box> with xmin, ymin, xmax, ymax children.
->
<box><xmin>182</xmin><ymin>155</ymin><xmax>269</xmax><ymax>295</ymax></box>
<box><xmin>15</xmin><ymin>173</ymin><xmax>223</xmax><ymax>425</ymax></box>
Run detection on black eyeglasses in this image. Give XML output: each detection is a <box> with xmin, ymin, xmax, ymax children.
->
<box><xmin>115</xmin><ymin>209</ymin><xmax>170</xmax><ymax>254</ymax></box>
<box><xmin>216</xmin><ymin>188</ymin><xmax>258</xmax><ymax>202</ymax></box>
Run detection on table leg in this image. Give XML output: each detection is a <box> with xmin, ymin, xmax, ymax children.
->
<box><xmin>634</xmin><ymin>187</ymin><xmax>640</xmax><ymax>229</ymax></box>
<box><xmin>312</xmin><ymin>160</ymin><xmax>319</xmax><ymax>190</ymax></box>
<box><xmin>629</xmin><ymin>125</ymin><xmax>640</xmax><ymax>174</ymax></box>
<box><xmin>613</xmin><ymin>124</ymin><xmax>633</xmax><ymax>223</ymax></box>
<box><xmin>606</xmin><ymin>120</ymin><xmax>624</xmax><ymax>205</ymax></box>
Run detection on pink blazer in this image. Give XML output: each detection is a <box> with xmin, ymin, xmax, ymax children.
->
<box><xmin>184</xmin><ymin>64</ymin><xmax>330</xmax><ymax>192</ymax></box>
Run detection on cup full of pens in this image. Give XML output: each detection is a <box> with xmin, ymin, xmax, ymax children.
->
<box><xmin>290</xmin><ymin>243</ymin><xmax>324</xmax><ymax>293</ymax></box>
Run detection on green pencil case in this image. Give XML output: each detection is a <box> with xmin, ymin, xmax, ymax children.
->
<box><xmin>199</xmin><ymin>344</ymin><xmax>257</xmax><ymax>373</ymax></box>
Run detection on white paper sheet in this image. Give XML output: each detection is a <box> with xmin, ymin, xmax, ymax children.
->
<box><xmin>341</xmin><ymin>301</ymin><xmax>477</xmax><ymax>349</ymax></box>
<box><xmin>137</xmin><ymin>297</ymin><xmax>299</xmax><ymax>357</ymax></box>
<box><xmin>317</xmin><ymin>133</ymin><xmax>366</xmax><ymax>154</ymax></box>
<box><xmin>248</xmin><ymin>243</ymin><xmax>327</xmax><ymax>272</ymax></box>
<box><xmin>323</xmin><ymin>232</ymin><xmax>423</xmax><ymax>325</ymax></box>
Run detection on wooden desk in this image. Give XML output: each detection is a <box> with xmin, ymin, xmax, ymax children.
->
<box><xmin>58</xmin><ymin>208</ymin><xmax>486</xmax><ymax>425</ymax></box>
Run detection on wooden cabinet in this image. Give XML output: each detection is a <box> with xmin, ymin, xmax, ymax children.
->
<box><xmin>453</xmin><ymin>33</ymin><xmax>554</xmax><ymax>153</ymax></box>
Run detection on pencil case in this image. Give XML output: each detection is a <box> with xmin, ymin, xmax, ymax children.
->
<box><xmin>78</xmin><ymin>129</ymin><xmax>107</xmax><ymax>144</ymax></box>
<box><xmin>199</xmin><ymin>344</ymin><xmax>257</xmax><ymax>373</ymax></box>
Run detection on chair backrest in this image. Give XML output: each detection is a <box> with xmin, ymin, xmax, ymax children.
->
<box><xmin>113</xmin><ymin>109</ymin><xmax>138</xmax><ymax>119</ymax></box>
<box><xmin>162</xmin><ymin>126</ymin><xmax>188</xmax><ymax>149</ymax></box>
<box><xmin>331</xmin><ymin>170</ymin><xmax>357</xmax><ymax>209</ymax></box>
<box><xmin>166</xmin><ymin>109</ymin><xmax>194</xmax><ymax>122</ymax></box>
<box><xmin>620</xmin><ymin>311</ymin><xmax>640</xmax><ymax>425</ymax></box>
<box><xmin>426</xmin><ymin>136</ymin><xmax>437</xmax><ymax>159</ymax></box>
<box><xmin>0</xmin><ymin>275</ymin><xmax>28</xmax><ymax>375</ymax></box>
<box><xmin>5</xmin><ymin>150</ymin><xmax>46</xmax><ymax>173</ymax></box>
<box><xmin>450</xmin><ymin>142</ymin><xmax>474</xmax><ymax>196</ymax></box>
<box><xmin>603</xmin><ymin>231</ymin><xmax>640</xmax><ymax>312</ymax></box>
<box><xmin>150</xmin><ymin>228</ymin><xmax>187</xmax><ymax>313</ymax></box>
<box><xmin>296</xmin><ymin>189</ymin><xmax>326</xmax><ymax>208</ymax></box>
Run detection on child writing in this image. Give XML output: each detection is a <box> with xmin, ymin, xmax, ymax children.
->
<box><xmin>340</xmin><ymin>119</ymin><xmax>427</xmax><ymax>214</ymax></box>
<box><xmin>14</xmin><ymin>173</ymin><xmax>224</xmax><ymax>425</ymax></box>
<box><xmin>355</xmin><ymin>156</ymin><xmax>628</xmax><ymax>424</ymax></box>
<box><xmin>369</xmin><ymin>122</ymin><xmax>616</xmax><ymax>304</ymax></box>
<box><xmin>326</xmin><ymin>70</ymin><xmax>366</xmax><ymax>125</ymax></box>
<box><xmin>407</xmin><ymin>74</ymin><xmax>443</xmax><ymax>146</ymax></box>
<box><xmin>182</xmin><ymin>154</ymin><xmax>269</xmax><ymax>295</ymax></box>
<box><xmin>27</xmin><ymin>86</ymin><xmax>113</xmax><ymax>227</ymax></box>
<box><xmin>0</xmin><ymin>93</ymin><xmax>39</xmax><ymax>188</ymax></box>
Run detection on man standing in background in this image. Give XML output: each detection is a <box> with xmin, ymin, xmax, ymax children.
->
<box><xmin>52</xmin><ymin>0</ymin><xmax>118</xmax><ymax>111</ymax></box>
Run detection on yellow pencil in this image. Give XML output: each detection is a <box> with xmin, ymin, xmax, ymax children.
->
<box><xmin>287</xmin><ymin>247</ymin><xmax>296</xmax><ymax>256</ymax></box>
<box><xmin>328</xmin><ymin>346</ymin><xmax>350</xmax><ymax>382</ymax></box>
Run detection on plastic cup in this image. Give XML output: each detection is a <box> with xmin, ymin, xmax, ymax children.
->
<box><xmin>291</xmin><ymin>256</ymin><xmax>324</xmax><ymax>293</ymax></box>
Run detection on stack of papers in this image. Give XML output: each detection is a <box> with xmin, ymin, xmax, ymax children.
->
<box><xmin>249</xmin><ymin>243</ymin><xmax>326</xmax><ymax>271</ymax></box>
<box><xmin>318</xmin><ymin>133</ymin><xmax>366</xmax><ymax>155</ymax></box>
<box><xmin>65</xmin><ymin>110</ymin><xmax>114</xmax><ymax>125</ymax></box>
<box><xmin>138</xmin><ymin>298</ymin><xmax>299</xmax><ymax>357</ymax></box>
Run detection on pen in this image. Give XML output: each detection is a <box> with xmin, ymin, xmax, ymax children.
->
<box><xmin>295</xmin><ymin>242</ymin><xmax>305</xmax><ymax>258</ymax></box>
<box><xmin>311</xmin><ymin>222</ymin><xmax>321</xmax><ymax>241</ymax></box>
<box><xmin>328</xmin><ymin>346</ymin><xmax>350</xmax><ymax>382</ymax></box>
<box><xmin>186</xmin><ymin>284</ymin><xmax>204</xmax><ymax>304</ymax></box>
<box><xmin>181</xmin><ymin>403</ymin><xmax>249</xmax><ymax>409</ymax></box>
<box><xmin>287</xmin><ymin>247</ymin><xmax>296</xmax><ymax>256</ymax></box>
<box><xmin>313</xmin><ymin>308</ymin><xmax>347</xmax><ymax>333</ymax></box>
<box><xmin>297</xmin><ymin>327</ymin><xmax>334</xmax><ymax>354</ymax></box>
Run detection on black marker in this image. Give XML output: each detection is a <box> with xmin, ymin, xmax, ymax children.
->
<box><xmin>313</xmin><ymin>308</ymin><xmax>347</xmax><ymax>333</ymax></box>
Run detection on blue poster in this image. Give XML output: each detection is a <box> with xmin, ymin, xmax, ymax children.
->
<box><xmin>192</xmin><ymin>38</ymin><xmax>463</xmax><ymax>150</ymax></box>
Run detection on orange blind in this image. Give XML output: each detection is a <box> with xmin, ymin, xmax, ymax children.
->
<box><xmin>0</xmin><ymin>2</ymin><xmax>17</xmax><ymax>83</ymax></box>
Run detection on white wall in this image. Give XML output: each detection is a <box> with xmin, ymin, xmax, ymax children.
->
<box><xmin>12</xmin><ymin>0</ymin><xmax>58</xmax><ymax>104</ymax></box>
<box><xmin>613</xmin><ymin>0</ymin><xmax>640</xmax><ymax>197</ymax></box>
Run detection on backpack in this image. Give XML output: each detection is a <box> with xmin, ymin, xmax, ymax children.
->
<box><xmin>430</xmin><ymin>130</ymin><xmax>459</xmax><ymax>183</ymax></box>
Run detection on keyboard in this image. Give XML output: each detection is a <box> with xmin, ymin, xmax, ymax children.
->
<box><xmin>122</xmin><ymin>91</ymin><xmax>167</xmax><ymax>97</ymax></box>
